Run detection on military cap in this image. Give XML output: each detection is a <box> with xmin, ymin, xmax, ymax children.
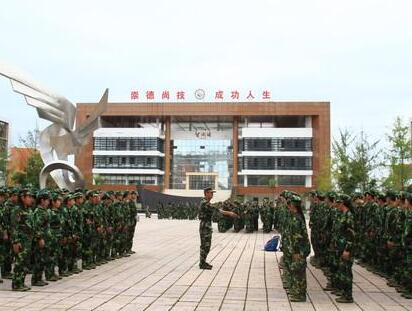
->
<box><xmin>326</xmin><ymin>191</ymin><xmax>337</xmax><ymax>200</ymax></box>
<box><xmin>385</xmin><ymin>190</ymin><xmax>398</xmax><ymax>200</ymax></box>
<box><xmin>0</xmin><ymin>187</ymin><xmax>7</xmax><ymax>195</ymax></box>
<box><xmin>36</xmin><ymin>189</ymin><xmax>50</xmax><ymax>200</ymax></box>
<box><xmin>335</xmin><ymin>194</ymin><xmax>343</xmax><ymax>203</ymax></box>
<box><xmin>377</xmin><ymin>192</ymin><xmax>386</xmax><ymax>200</ymax></box>
<box><xmin>203</xmin><ymin>187</ymin><xmax>216</xmax><ymax>194</ymax></box>
<box><xmin>10</xmin><ymin>187</ymin><xmax>20</xmax><ymax>195</ymax></box>
<box><xmin>50</xmin><ymin>192</ymin><xmax>62</xmax><ymax>201</ymax></box>
<box><xmin>352</xmin><ymin>192</ymin><xmax>363</xmax><ymax>200</ymax></box>
<box><xmin>19</xmin><ymin>188</ymin><xmax>33</xmax><ymax>197</ymax></box>
<box><xmin>288</xmin><ymin>194</ymin><xmax>301</xmax><ymax>204</ymax></box>
<box><xmin>72</xmin><ymin>192</ymin><xmax>83</xmax><ymax>199</ymax></box>
<box><xmin>102</xmin><ymin>193</ymin><xmax>111</xmax><ymax>200</ymax></box>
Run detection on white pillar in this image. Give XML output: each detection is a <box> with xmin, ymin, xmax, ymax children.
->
<box><xmin>305</xmin><ymin>116</ymin><xmax>312</xmax><ymax>128</ymax></box>
<box><xmin>305</xmin><ymin>176</ymin><xmax>312</xmax><ymax>187</ymax></box>
<box><xmin>244</xmin><ymin>175</ymin><xmax>248</xmax><ymax>187</ymax></box>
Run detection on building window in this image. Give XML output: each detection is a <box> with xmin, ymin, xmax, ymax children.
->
<box><xmin>239</xmin><ymin>138</ymin><xmax>312</xmax><ymax>152</ymax></box>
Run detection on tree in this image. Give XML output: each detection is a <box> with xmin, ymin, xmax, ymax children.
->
<box><xmin>24</xmin><ymin>151</ymin><xmax>44</xmax><ymax>188</ymax></box>
<box><xmin>19</xmin><ymin>129</ymin><xmax>40</xmax><ymax>149</ymax></box>
<box><xmin>331</xmin><ymin>128</ymin><xmax>382</xmax><ymax>194</ymax></box>
<box><xmin>9</xmin><ymin>129</ymin><xmax>44</xmax><ymax>188</ymax></box>
<box><xmin>350</xmin><ymin>131</ymin><xmax>381</xmax><ymax>193</ymax></box>
<box><xmin>316</xmin><ymin>155</ymin><xmax>332</xmax><ymax>192</ymax></box>
<box><xmin>383</xmin><ymin>117</ymin><xmax>412</xmax><ymax>190</ymax></box>
<box><xmin>331</xmin><ymin>129</ymin><xmax>355</xmax><ymax>194</ymax></box>
<box><xmin>93</xmin><ymin>174</ymin><xmax>105</xmax><ymax>185</ymax></box>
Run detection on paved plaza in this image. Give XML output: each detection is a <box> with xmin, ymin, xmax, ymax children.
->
<box><xmin>1</xmin><ymin>216</ymin><xmax>412</xmax><ymax>311</ymax></box>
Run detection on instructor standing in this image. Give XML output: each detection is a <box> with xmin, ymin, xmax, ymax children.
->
<box><xmin>199</xmin><ymin>187</ymin><xmax>238</xmax><ymax>270</ymax></box>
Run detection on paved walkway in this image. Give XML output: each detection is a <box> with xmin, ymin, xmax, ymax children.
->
<box><xmin>1</xmin><ymin>216</ymin><xmax>412</xmax><ymax>311</ymax></box>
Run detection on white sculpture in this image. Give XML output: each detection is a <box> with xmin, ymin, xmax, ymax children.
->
<box><xmin>0</xmin><ymin>63</ymin><xmax>108</xmax><ymax>191</ymax></box>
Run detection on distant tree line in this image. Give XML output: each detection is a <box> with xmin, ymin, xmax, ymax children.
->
<box><xmin>317</xmin><ymin>116</ymin><xmax>412</xmax><ymax>194</ymax></box>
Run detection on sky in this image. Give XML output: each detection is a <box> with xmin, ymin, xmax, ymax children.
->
<box><xmin>0</xmin><ymin>0</ymin><xmax>411</xmax><ymax>147</ymax></box>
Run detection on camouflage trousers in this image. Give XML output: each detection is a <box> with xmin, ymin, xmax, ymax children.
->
<box><xmin>32</xmin><ymin>242</ymin><xmax>47</xmax><ymax>284</ymax></box>
<box><xmin>127</xmin><ymin>222</ymin><xmax>136</xmax><ymax>252</ymax></box>
<box><xmin>400</xmin><ymin>250</ymin><xmax>412</xmax><ymax>291</ymax></box>
<box><xmin>289</xmin><ymin>258</ymin><xmax>307</xmax><ymax>298</ymax></box>
<box><xmin>82</xmin><ymin>226</ymin><xmax>95</xmax><ymax>266</ymax></box>
<box><xmin>310</xmin><ymin>229</ymin><xmax>320</xmax><ymax>259</ymax></box>
<box><xmin>68</xmin><ymin>239</ymin><xmax>81</xmax><ymax>272</ymax></box>
<box><xmin>0</xmin><ymin>239</ymin><xmax>4</xmax><ymax>270</ymax></box>
<box><xmin>12</xmin><ymin>235</ymin><xmax>32</xmax><ymax>288</ymax></box>
<box><xmin>244</xmin><ymin>218</ymin><xmax>253</xmax><ymax>233</ymax></box>
<box><xmin>262</xmin><ymin>217</ymin><xmax>273</xmax><ymax>233</ymax></box>
<box><xmin>2</xmin><ymin>238</ymin><xmax>12</xmax><ymax>277</ymax></box>
<box><xmin>233</xmin><ymin>219</ymin><xmax>244</xmax><ymax>233</ymax></box>
<box><xmin>199</xmin><ymin>221</ymin><xmax>212</xmax><ymax>265</ymax></box>
<box><xmin>336</xmin><ymin>258</ymin><xmax>353</xmax><ymax>298</ymax></box>
<box><xmin>96</xmin><ymin>232</ymin><xmax>106</xmax><ymax>262</ymax></box>
<box><xmin>45</xmin><ymin>233</ymin><xmax>61</xmax><ymax>279</ymax></box>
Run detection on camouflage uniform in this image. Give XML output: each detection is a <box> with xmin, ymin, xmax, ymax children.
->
<box><xmin>32</xmin><ymin>193</ymin><xmax>51</xmax><ymax>286</ymax></box>
<box><xmin>46</xmin><ymin>196</ymin><xmax>63</xmax><ymax>281</ymax></box>
<box><xmin>2</xmin><ymin>192</ymin><xmax>17</xmax><ymax>279</ymax></box>
<box><xmin>335</xmin><ymin>202</ymin><xmax>355</xmax><ymax>302</ymax></box>
<box><xmin>285</xmin><ymin>197</ymin><xmax>310</xmax><ymax>302</ymax></box>
<box><xmin>82</xmin><ymin>197</ymin><xmax>96</xmax><ymax>269</ymax></box>
<box><xmin>11</xmin><ymin>191</ymin><xmax>34</xmax><ymax>290</ymax></box>
<box><xmin>198</xmin><ymin>198</ymin><xmax>214</xmax><ymax>267</ymax></box>
<box><xmin>69</xmin><ymin>195</ymin><xmax>84</xmax><ymax>272</ymax></box>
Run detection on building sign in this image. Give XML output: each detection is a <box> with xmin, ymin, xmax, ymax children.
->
<box><xmin>129</xmin><ymin>89</ymin><xmax>272</xmax><ymax>102</ymax></box>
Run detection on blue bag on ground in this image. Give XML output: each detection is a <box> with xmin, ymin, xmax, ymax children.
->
<box><xmin>264</xmin><ymin>235</ymin><xmax>280</xmax><ymax>252</ymax></box>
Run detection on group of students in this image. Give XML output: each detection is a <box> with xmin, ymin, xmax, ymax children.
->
<box><xmin>307</xmin><ymin>191</ymin><xmax>355</xmax><ymax>303</ymax></box>
<box><xmin>0</xmin><ymin>186</ymin><xmax>138</xmax><ymax>291</ymax></box>
<box><xmin>309</xmin><ymin>189</ymin><xmax>412</xmax><ymax>302</ymax></box>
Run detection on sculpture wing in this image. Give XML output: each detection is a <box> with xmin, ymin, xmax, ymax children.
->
<box><xmin>75</xmin><ymin>88</ymin><xmax>109</xmax><ymax>142</ymax></box>
<box><xmin>0</xmin><ymin>62</ymin><xmax>76</xmax><ymax>132</ymax></box>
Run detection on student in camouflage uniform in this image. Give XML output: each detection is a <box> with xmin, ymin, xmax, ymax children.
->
<box><xmin>127</xmin><ymin>191</ymin><xmax>138</xmax><ymax>254</ymax></box>
<box><xmin>102</xmin><ymin>193</ymin><xmax>114</xmax><ymax>261</ymax></box>
<box><xmin>198</xmin><ymin>187</ymin><xmax>238</xmax><ymax>270</ymax></box>
<box><xmin>334</xmin><ymin>194</ymin><xmax>355</xmax><ymax>303</ymax></box>
<box><xmin>232</xmin><ymin>200</ymin><xmax>245</xmax><ymax>232</ymax></box>
<box><xmin>217</xmin><ymin>200</ymin><xmax>234</xmax><ymax>233</ymax></box>
<box><xmin>11</xmin><ymin>189</ymin><xmax>34</xmax><ymax>291</ymax></box>
<box><xmin>94</xmin><ymin>192</ymin><xmax>107</xmax><ymax>265</ymax></box>
<box><xmin>82</xmin><ymin>191</ymin><xmax>96</xmax><ymax>269</ymax></box>
<box><xmin>308</xmin><ymin>191</ymin><xmax>325</xmax><ymax>268</ymax></box>
<box><xmin>46</xmin><ymin>193</ymin><xmax>63</xmax><ymax>281</ymax></box>
<box><xmin>32</xmin><ymin>190</ymin><xmax>51</xmax><ymax>286</ymax></box>
<box><xmin>70</xmin><ymin>192</ymin><xmax>84</xmax><ymax>272</ymax></box>
<box><xmin>261</xmin><ymin>198</ymin><xmax>274</xmax><ymax>233</ymax></box>
<box><xmin>243</xmin><ymin>202</ymin><xmax>254</xmax><ymax>233</ymax></box>
<box><xmin>284</xmin><ymin>195</ymin><xmax>310</xmax><ymax>302</ymax></box>
<box><xmin>2</xmin><ymin>188</ymin><xmax>18</xmax><ymax>280</ymax></box>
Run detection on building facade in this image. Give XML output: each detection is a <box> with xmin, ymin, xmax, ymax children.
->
<box><xmin>75</xmin><ymin>102</ymin><xmax>330</xmax><ymax>199</ymax></box>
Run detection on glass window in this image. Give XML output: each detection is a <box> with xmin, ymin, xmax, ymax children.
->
<box><xmin>170</xmin><ymin>120</ymin><xmax>233</xmax><ymax>190</ymax></box>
